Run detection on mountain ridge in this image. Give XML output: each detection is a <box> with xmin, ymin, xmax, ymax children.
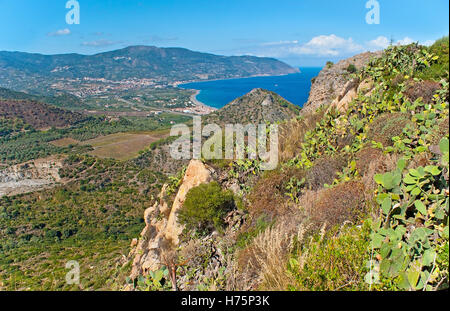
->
<box><xmin>0</xmin><ymin>45</ymin><xmax>299</xmax><ymax>93</ymax></box>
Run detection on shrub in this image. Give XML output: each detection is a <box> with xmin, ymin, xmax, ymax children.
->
<box><xmin>305</xmin><ymin>181</ymin><xmax>367</xmax><ymax>227</ymax></box>
<box><xmin>368</xmin><ymin>112</ymin><xmax>413</xmax><ymax>146</ymax></box>
<box><xmin>288</xmin><ymin>222</ymin><xmax>371</xmax><ymax>291</ymax></box>
<box><xmin>248</xmin><ymin>167</ymin><xmax>305</xmax><ymax>220</ymax></box>
<box><xmin>306</xmin><ymin>156</ymin><xmax>347</xmax><ymax>190</ymax></box>
<box><xmin>418</xmin><ymin>36</ymin><xmax>449</xmax><ymax>81</ymax></box>
<box><xmin>404</xmin><ymin>80</ymin><xmax>441</xmax><ymax>105</ymax></box>
<box><xmin>178</xmin><ymin>182</ymin><xmax>235</xmax><ymax>235</ymax></box>
<box><xmin>346</xmin><ymin>64</ymin><xmax>357</xmax><ymax>73</ymax></box>
<box><xmin>326</xmin><ymin>61</ymin><xmax>334</xmax><ymax>68</ymax></box>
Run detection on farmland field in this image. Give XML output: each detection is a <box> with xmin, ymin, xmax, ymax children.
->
<box><xmin>50</xmin><ymin>137</ymin><xmax>81</xmax><ymax>147</ymax></box>
<box><xmin>80</xmin><ymin>131</ymin><xmax>169</xmax><ymax>160</ymax></box>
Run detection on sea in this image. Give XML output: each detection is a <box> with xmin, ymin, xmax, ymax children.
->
<box><xmin>179</xmin><ymin>67</ymin><xmax>322</xmax><ymax>109</ymax></box>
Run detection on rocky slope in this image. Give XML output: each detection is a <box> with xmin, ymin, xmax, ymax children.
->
<box><xmin>124</xmin><ymin>54</ymin><xmax>378</xmax><ymax>290</ymax></box>
<box><xmin>0</xmin><ymin>156</ymin><xmax>64</xmax><ymax>197</ymax></box>
<box><xmin>126</xmin><ymin>160</ymin><xmax>219</xmax><ymax>288</ymax></box>
<box><xmin>301</xmin><ymin>51</ymin><xmax>382</xmax><ymax>115</ymax></box>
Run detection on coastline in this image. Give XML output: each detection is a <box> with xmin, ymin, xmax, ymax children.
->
<box><xmin>176</xmin><ymin>67</ymin><xmax>321</xmax><ymax>111</ymax></box>
<box><xmin>190</xmin><ymin>89</ymin><xmax>206</xmax><ymax>107</ymax></box>
<box><xmin>178</xmin><ymin>89</ymin><xmax>216</xmax><ymax>115</ymax></box>
<box><xmin>178</xmin><ymin>71</ymin><xmax>303</xmax><ymax>110</ymax></box>
<box><xmin>176</xmin><ymin>71</ymin><xmax>301</xmax><ymax>87</ymax></box>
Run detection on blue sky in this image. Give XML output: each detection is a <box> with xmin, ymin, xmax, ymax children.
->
<box><xmin>0</xmin><ymin>0</ymin><xmax>448</xmax><ymax>66</ymax></box>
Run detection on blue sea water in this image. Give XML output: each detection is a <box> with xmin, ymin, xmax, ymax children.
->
<box><xmin>179</xmin><ymin>67</ymin><xmax>322</xmax><ymax>109</ymax></box>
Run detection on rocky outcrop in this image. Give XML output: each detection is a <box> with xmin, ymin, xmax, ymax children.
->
<box><xmin>0</xmin><ymin>157</ymin><xmax>63</xmax><ymax>197</ymax></box>
<box><xmin>165</xmin><ymin>160</ymin><xmax>215</xmax><ymax>245</ymax></box>
<box><xmin>327</xmin><ymin>78</ymin><xmax>359</xmax><ymax>113</ymax></box>
<box><xmin>128</xmin><ymin>159</ymin><xmax>215</xmax><ymax>281</ymax></box>
<box><xmin>302</xmin><ymin>51</ymin><xmax>382</xmax><ymax>115</ymax></box>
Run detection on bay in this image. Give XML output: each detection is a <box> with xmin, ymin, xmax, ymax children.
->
<box><xmin>179</xmin><ymin>67</ymin><xmax>322</xmax><ymax>109</ymax></box>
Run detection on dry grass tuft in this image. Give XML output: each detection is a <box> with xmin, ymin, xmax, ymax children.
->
<box><xmin>234</xmin><ymin>214</ymin><xmax>311</xmax><ymax>290</ymax></box>
<box><xmin>407</xmin><ymin>152</ymin><xmax>433</xmax><ymax>170</ymax></box>
<box><xmin>355</xmin><ymin>147</ymin><xmax>384</xmax><ymax>176</ymax></box>
<box><xmin>431</xmin><ymin>117</ymin><xmax>449</xmax><ymax>145</ymax></box>
<box><xmin>360</xmin><ymin>152</ymin><xmax>399</xmax><ymax>192</ymax></box>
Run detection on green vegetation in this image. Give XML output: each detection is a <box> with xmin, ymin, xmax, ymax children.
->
<box><xmin>0</xmin><ymin>114</ymin><xmax>189</xmax><ymax>164</ymax></box>
<box><xmin>0</xmin><ymin>117</ymin><xmax>32</xmax><ymax>138</ymax></box>
<box><xmin>66</xmin><ymin>114</ymin><xmax>189</xmax><ymax>141</ymax></box>
<box><xmin>0</xmin><ymin>87</ymin><xmax>83</xmax><ymax>110</ymax></box>
<box><xmin>346</xmin><ymin>64</ymin><xmax>357</xmax><ymax>73</ymax></box>
<box><xmin>178</xmin><ymin>182</ymin><xmax>235</xmax><ymax>235</ymax></box>
<box><xmin>0</xmin><ymin>95</ymin><xmax>185</xmax><ymax>290</ymax></box>
<box><xmin>288</xmin><ymin>222</ymin><xmax>372</xmax><ymax>291</ymax></box>
<box><xmin>418</xmin><ymin>36</ymin><xmax>449</xmax><ymax>81</ymax></box>
<box><xmin>126</xmin><ymin>266</ymin><xmax>173</xmax><ymax>291</ymax></box>
<box><xmin>369</xmin><ymin>153</ymin><xmax>448</xmax><ymax>290</ymax></box>
<box><xmin>0</xmin><ymin>154</ymin><xmax>166</xmax><ymax>290</ymax></box>
<box><xmin>0</xmin><ymin>125</ymin><xmax>84</xmax><ymax>163</ymax></box>
<box><xmin>223</xmin><ymin>40</ymin><xmax>449</xmax><ymax>291</ymax></box>
<box><xmin>0</xmin><ymin>46</ymin><xmax>297</xmax><ymax>92</ymax></box>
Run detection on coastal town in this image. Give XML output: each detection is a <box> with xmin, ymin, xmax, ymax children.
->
<box><xmin>48</xmin><ymin>76</ymin><xmax>216</xmax><ymax>115</ymax></box>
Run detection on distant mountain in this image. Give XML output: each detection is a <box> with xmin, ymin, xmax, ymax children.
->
<box><xmin>0</xmin><ymin>46</ymin><xmax>299</xmax><ymax>93</ymax></box>
<box><xmin>0</xmin><ymin>97</ymin><xmax>87</xmax><ymax>130</ymax></box>
<box><xmin>204</xmin><ymin>88</ymin><xmax>301</xmax><ymax>125</ymax></box>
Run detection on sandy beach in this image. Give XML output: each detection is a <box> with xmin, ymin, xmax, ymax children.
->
<box><xmin>190</xmin><ymin>89</ymin><xmax>203</xmax><ymax>105</ymax></box>
<box><xmin>188</xmin><ymin>89</ymin><xmax>217</xmax><ymax>114</ymax></box>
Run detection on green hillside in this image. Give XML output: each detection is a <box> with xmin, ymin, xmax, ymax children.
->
<box><xmin>0</xmin><ymin>46</ymin><xmax>299</xmax><ymax>92</ymax></box>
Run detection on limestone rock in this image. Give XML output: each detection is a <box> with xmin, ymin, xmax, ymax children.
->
<box><xmin>301</xmin><ymin>51</ymin><xmax>382</xmax><ymax>115</ymax></box>
<box><xmin>165</xmin><ymin>159</ymin><xmax>214</xmax><ymax>245</ymax></box>
<box><xmin>128</xmin><ymin>159</ymin><xmax>215</xmax><ymax>281</ymax></box>
<box><xmin>0</xmin><ymin>156</ymin><xmax>64</xmax><ymax>197</ymax></box>
<box><xmin>357</xmin><ymin>78</ymin><xmax>375</xmax><ymax>95</ymax></box>
<box><xmin>328</xmin><ymin>79</ymin><xmax>359</xmax><ymax>113</ymax></box>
